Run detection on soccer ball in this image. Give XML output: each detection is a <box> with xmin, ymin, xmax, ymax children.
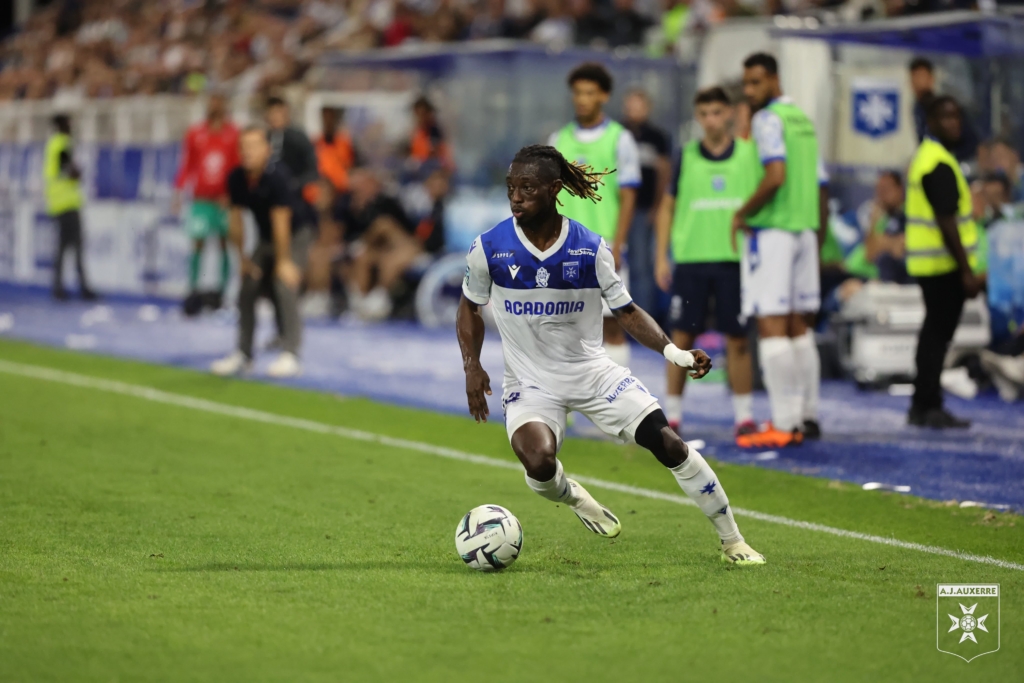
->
<box><xmin>455</xmin><ymin>504</ymin><xmax>523</xmax><ymax>572</ymax></box>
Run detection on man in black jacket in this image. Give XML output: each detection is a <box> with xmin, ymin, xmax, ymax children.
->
<box><xmin>265</xmin><ymin>96</ymin><xmax>319</xmax><ymax>233</ymax></box>
<box><xmin>265</xmin><ymin>96</ymin><xmax>318</xmax><ymax>342</ymax></box>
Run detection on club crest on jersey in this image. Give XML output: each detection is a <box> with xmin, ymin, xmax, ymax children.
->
<box><xmin>563</xmin><ymin>261</ymin><xmax>579</xmax><ymax>282</ymax></box>
<box><xmin>535</xmin><ymin>267</ymin><xmax>550</xmax><ymax>288</ymax></box>
<box><xmin>712</xmin><ymin>175</ymin><xmax>726</xmax><ymax>192</ymax></box>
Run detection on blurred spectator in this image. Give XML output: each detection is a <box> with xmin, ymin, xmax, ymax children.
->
<box><xmin>468</xmin><ymin>0</ymin><xmax>513</xmax><ymax>39</ymax></box>
<box><xmin>530</xmin><ymin>0</ymin><xmax>575</xmax><ymax>47</ymax></box>
<box><xmin>571</xmin><ymin>0</ymin><xmax>609</xmax><ymax>47</ymax></box>
<box><xmin>862</xmin><ymin>170</ymin><xmax>910</xmax><ymax>284</ymax></box>
<box><xmin>982</xmin><ymin>138</ymin><xmax>1024</xmax><ymax>202</ymax></box>
<box><xmin>266</xmin><ymin>95</ymin><xmax>320</xmax><ymax>233</ymax></box>
<box><xmin>623</xmin><ymin>89</ymin><xmax>671</xmax><ymax>315</ymax></box>
<box><xmin>652</xmin><ymin>0</ymin><xmax>688</xmax><ymax>54</ymax></box>
<box><xmin>337</xmin><ymin>169</ymin><xmax>422</xmax><ymax>319</ymax></box>
<box><xmin>823</xmin><ymin>171</ymin><xmax>909</xmax><ymax>308</ymax></box>
<box><xmin>977</xmin><ymin>171</ymin><xmax>1020</xmax><ymax>227</ymax></box>
<box><xmin>606</xmin><ymin>0</ymin><xmax>653</xmax><ymax>48</ymax></box>
<box><xmin>909</xmin><ymin>57</ymin><xmax>977</xmax><ymax>161</ymax></box>
<box><xmin>316</xmin><ymin>107</ymin><xmax>359</xmax><ymax>199</ymax></box>
<box><xmin>407</xmin><ymin>96</ymin><xmax>455</xmax><ymax>179</ymax></box>
<box><xmin>413</xmin><ymin>168</ymin><xmax>451</xmax><ymax>257</ymax></box>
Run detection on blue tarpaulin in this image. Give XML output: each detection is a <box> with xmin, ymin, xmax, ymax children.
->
<box><xmin>772</xmin><ymin>11</ymin><xmax>1024</xmax><ymax>58</ymax></box>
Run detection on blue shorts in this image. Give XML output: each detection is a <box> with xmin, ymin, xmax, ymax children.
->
<box><xmin>669</xmin><ymin>262</ymin><xmax>746</xmax><ymax>338</ymax></box>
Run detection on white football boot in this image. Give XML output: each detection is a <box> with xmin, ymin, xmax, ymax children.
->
<box><xmin>565</xmin><ymin>478</ymin><xmax>621</xmax><ymax>538</ymax></box>
<box><xmin>210</xmin><ymin>350</ymin><xmax>251</xmax><ymax>376</ymax></box>
<box><xmin>721</xmin><ymin>540</ymin><xmax>766</xmax><ymax>566</ymax></box>
<box><xmin>267</xmin><ymin>352</ymin><xmax>301</xmax><ymax>378</ymax></box>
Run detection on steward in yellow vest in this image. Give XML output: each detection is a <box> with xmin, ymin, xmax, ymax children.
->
<box><xmin>44</xmin><ymin>114</ymin><xmax>95</xmax><ymax>301</ymax></box>
<box><xmin>906</xmin><ymin>96</ymin><xmax>983</xmax><ymax>429</ymax></box>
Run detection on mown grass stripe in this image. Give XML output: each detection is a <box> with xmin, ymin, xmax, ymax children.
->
<box><xmin>2</xmin><ymin>358</ymin><xmax>1021</xmax><ymax>573</ymax></box>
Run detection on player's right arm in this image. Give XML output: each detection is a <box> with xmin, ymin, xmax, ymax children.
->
<box><xmin>457</xmin><ymin>237</ymin><xmax>493</xmax><ymax>423</ymax></box>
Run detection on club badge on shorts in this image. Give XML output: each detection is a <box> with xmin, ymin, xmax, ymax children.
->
<box><xmin>936</xmin><ymin>583</ymin><xmax>999</xmax><ymax>662</ymax></box>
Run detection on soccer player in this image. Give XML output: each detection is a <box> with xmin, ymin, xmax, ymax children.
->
<box><xmin>654</xmin><ymin>87</ymin><xmax>758</xmax><ymax>441</ymax></box>
<box><xmin>457</xmin><ymin>145</ymin><xmax>765</xmax><ymax>566</ymax></box>
<box><xmin>550</xmin><ymin>63</ymin><xmax>641</xmax><ymax>368</ymax></box>
<box><xmin>172</xmin><ymin>94</ymin><xmax>239</xmax><ymax>300</ymax></box>
<box><xmin>211</xmin><ymin>127</ymin><xmax>303</xmax><ymax>378</ymax></box>
<box><xmin>731</xmin><ymin>53</ymin><xmax>828</xmax><ymax>448</ymax></box>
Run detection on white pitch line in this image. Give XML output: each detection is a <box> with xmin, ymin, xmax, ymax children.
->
<box><xmin>2</xmin><ymin>358</ymin><xmax>1022</xmax><ymax>573</ymax></box>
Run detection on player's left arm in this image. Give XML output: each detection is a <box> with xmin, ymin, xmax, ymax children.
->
<box><xmin>597</xmin><ymin>240</ymin><xmax>710</xmax><ymax>378</ymax></box>
<box><xmin>612</xmin><ymin>131</ymin><xmax>641</xmax><ymax>268</ymax></box>
<box><xmin>613</xmin><ymin>303</ymin><xmax>711</xmax><ymax>379</ymax></box>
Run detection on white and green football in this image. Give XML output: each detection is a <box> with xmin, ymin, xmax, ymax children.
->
<box><xmin>455</xmin><ymin>504</ymin><xmax>523</xmax><ymax>572</ymax></box>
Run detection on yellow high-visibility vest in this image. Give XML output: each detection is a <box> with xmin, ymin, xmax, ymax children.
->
<box><xmin>905</xmin><ymin>137</ymin><xmax>978</xmax><ymax>277</ymax></box>
<box><xmin>43</xmin><ymin>133</ymin><xmax>82</xmax><ymax>216</ymax></box>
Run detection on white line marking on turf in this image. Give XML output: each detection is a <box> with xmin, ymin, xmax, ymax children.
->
<box><xmin>2</xmin><ymin>358</ymin><xmax>1022</xmax><ymax>573</ymax></box>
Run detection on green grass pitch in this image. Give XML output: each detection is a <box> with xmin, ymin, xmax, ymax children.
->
<box><xmin>0</xmin><ymin>338</ymin><xmax>1021</xmax><ymax>682</ymax></box>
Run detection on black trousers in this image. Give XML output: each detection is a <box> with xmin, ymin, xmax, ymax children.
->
<box><xmin>912</xmin><ymin>271</ymin><xmax>966</xmax><ymax>411</ymax></box>
<box><xmin>53</xmin><ymin>210</ymin><xmax>91</xmax><ymax>293</ymax></box>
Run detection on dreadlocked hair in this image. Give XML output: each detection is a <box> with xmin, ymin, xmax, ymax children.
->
<box><xmin>512</xmin><ymin>145</ymin><xmax>614</xmax><ymax>205</ymax></box>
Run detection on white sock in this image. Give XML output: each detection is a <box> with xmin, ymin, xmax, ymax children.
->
<box><xmin>664</xmin><ymin>395</ymin><xmax>683</xmax><ymax>425</ymax></box>
<box><xmin>670</xmin><ymin>448</ymin><xmax>742</xmax><ymax>544</ymax></box>
<box><xmin>524</xmin><ymin>459</ymin><xmax>578</xmax><ymax>505</ymax></box>
<box><xmin>758</xmin><ymin>336</ymin><xmax>801</xmax><ymax>432</ymax></box>
<box><xmin>604</xmin><ymin>342</ymin><xmax>631</xmax><ymax>367</ymax></box>
<box><xmin>731</xmin><ymin>393</ymin><xmax>753</xmax><ymax>425</ymax></box>
<box><xmin>792</xmin><ymin>330</ymin><xmax>819</xmax><ymax>422</ymax></box>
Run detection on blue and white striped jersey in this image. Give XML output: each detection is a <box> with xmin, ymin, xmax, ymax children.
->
<box><xmin>462</xmin><ymin>216</ymin><xmax>632</xmax><ymax>399</ymax></box>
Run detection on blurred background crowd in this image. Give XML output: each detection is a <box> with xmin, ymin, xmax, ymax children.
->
<box><xmin>0</xmin><ymin>0</ymin><xmax>1013</xmax><ymax>101</ymax></box>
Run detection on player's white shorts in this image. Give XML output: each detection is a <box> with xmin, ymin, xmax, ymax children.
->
<box><xmin>502</xmin><ymin>373</ymin><xmax>659</xmax><ymax>451</ymax></box>
<box><xmin>601</xmin><ymin>262</ymin><xmax>629</xmax><ymax>317</ymax></box>
<box><xmin>740</xmin><ymin>228</ymin><xmax>820</xmax><ymax>319</ymax></box>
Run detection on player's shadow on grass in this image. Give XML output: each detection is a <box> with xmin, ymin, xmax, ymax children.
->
<box><xmin>152</xmin><ymin>561</ymin><xmax>445</xmax><ymax>572</ymax></box>
<box><xmin>151</xmin><ymin>561</ymin><xmax>564</xmax><ymax>574</ymax></box>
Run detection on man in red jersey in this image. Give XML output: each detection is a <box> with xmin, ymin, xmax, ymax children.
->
<box><xmin>173</xmin><ymin>94</ymin><xmax>239</xmax><ymax>299</ymax></box>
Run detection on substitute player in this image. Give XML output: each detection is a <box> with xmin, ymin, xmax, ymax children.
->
<box><xmin>457</xmin><ymin>145</ymin><xmax>764</xmax><ymax>565</ymax></box>
<box><xmin>172</xmin><ymin>94</ymin><xmax>239</xmax><ymax>300</ymax></box>
<box><xmin>731</xmin><ymin>53</ymin><xmax>828</xmax><ymax>448</ymax></box>
<box><xmin>550</xmin><ymin>63</ymin><xmax>641</xmax><ymax>368</ymax></box>
<box><xmin>654</xmin><ymin>87</ymin><xmax>758</xmax><ymax>442</ymax></box>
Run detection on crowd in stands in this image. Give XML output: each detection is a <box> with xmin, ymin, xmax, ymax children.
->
<box><xmin>0</xmin><ymin>0</ymin><xmax>998</xmax><ymax>101</ymax></box>
<box><xmin>269</xmin><ymin>95</ymin><xmax>451</xmax><ymax>320</ymax></box>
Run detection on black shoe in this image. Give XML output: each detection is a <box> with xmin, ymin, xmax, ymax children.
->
<box><xmin>802</xmin><ymin>419</ymin><xmax>821</xmax><ymax>439</ymax></box>
<box><xmin>81</xmin><ymin>289</ymin><xmax>98</xmax><ymax>301</ymax></box>
<box><xmin>182</xmin><ymin>292</ymin><xmax>204</xmax><ymax>317</ymax></box>
<box><xmin>909</xmin><ymin>407</ymin><xmax>970</xmax><ymax>429</ymax></box>
<box><xmin>53</xmin><ymin>288</ymin><xmax>70</xmax><ymax>301</ymax></box>
<box><xmin>907</xmin><ymin>407</ymin><xmax>928</xmax><ymax>427</ymax></box>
